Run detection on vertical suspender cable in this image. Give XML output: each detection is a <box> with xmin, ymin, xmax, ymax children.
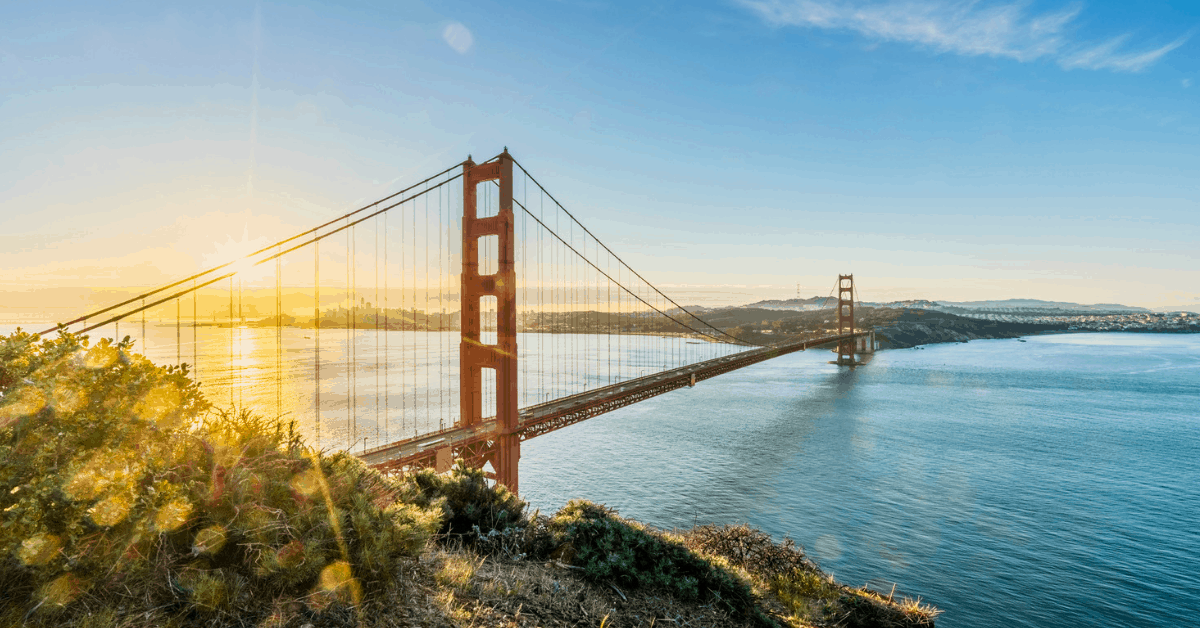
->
<box><xmin>522</xmin><ymin>172</ymin><xmax>528</xmax><ymax>408</ymax></box>
<box><xmin>550</xmin><ymin>189</ymin><xmax>555</xmax><ymax>398</ymax></box>
<box><xmin>619</xmin><ymin>262</ymin><xmax>623</xmax><ymax>381</ymax></box>
<box><xmin>429</xmin><ymin>187</ymin><xmax>434</xmax><ymax>432</ymax></box>
<box><xmin>403</xmin><ymin>196</ymin><xmax>408</xmax><ymax>437</ymax></box>
<box><xmin>349</xmin><ymin>221</ymin><xmax>355</xmax><ymax>450</ymax></box>
<box><xmin>411</xmin><ymin>186</ymin><xmax>417</xmax><ymax>434</ymax></box>
<box><xmin>315</xmin><ymin>240</ymin><xmax>321</xmax><ymax>448</ymax></box>
<box><xmin>238</xmin><ymin>278</ymin><xmax>243</xmax><ymax>409</ymax></box>
<box><xmin>375</xmin><ymin>214</ymin><xmax>380</xmax><ymax>447</ymax></box>
<box><xmin>276</xmin><ymin>245</ymin><xmax>282</xmax><ymax>425</ymax></box>
<box><xmin>437</xmin><ymin>182</ymin><xmax>444</xmax><ymax>430</ymax></box>
<box><xmin>384</xmin><ymin>210</ymin><xmax>389</xmax><ymax>443</ymax></box>
<box><xmin>192</xmin><ymin>279</ymin><xmax>197</xmax><ymax>380</ymax></box>
<box><xmin>573</xmin><ymin>220</ymin><xmax>578</xmax><ymax>393</ymax></box>
<box><xmin>582</xmin><ymin>236</ymin><xmax>586</xmax><ymax>389</ymax></box>
<box><xmin>403</xmin><ymin>199</ymin><xmax>408</xmax><ymax>439</ymax></box>
<box><xmin>404</xmin><ymin>195</ymin><xmax>410</xmax><ymax>435</ymax></box>
<box><xmin>228</xmin><ymin>277</ymin><xmax>234</xmax><ymax>408</ymax></box>
<box><xmin>569</xmin><ymin>218</ymin><xmax>574</xmax><ymax>393</ymax></box>
<box><xmin>538</xmin><ymin>186</ymin><xmax>544</xmax><ymax>402</ymax></box>
<box><xmin>556</xmin><ymin>200</ymin><xmax>561</xmax><ymax>398</ymax></box>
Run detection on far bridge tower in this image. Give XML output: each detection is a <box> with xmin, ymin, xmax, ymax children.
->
<box><xmin>837</xmin><ymin>274</ymin><xmax>856</xmax><ymax>366</ymax></box>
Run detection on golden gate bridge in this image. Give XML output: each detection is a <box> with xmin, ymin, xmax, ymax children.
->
<box><xmin>34</xmin><ymin>149</ymin><xmax>873</xmax><ymax>493</ymax></box>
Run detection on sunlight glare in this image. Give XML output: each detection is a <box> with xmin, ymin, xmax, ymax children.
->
<box><xmin>203</xmin><ymin>226</ymin><xmax>277</xmax><ymax>285</ymax></box>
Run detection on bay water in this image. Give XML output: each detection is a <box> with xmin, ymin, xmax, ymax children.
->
<box><xmin>520</xmin><ymin>333</ymin><xmax>1200</xmax><ymax>627</ymax></box>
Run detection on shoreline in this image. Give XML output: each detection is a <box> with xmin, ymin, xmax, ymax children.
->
<box><xmin>843</xmin><ymin>308</ymin><xmax>1196</xmax><ymax>350</ymax></box>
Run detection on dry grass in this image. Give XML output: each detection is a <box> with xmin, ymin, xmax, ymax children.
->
<box><xmin>2</xmin><ymin>529</ymin><xmax>941</xmax><ymax>628</ymax></box>
<box><xmin>423</xmin><ymin>526</ymin><xmax>941</xmax><ymax>628</ymax></box>
<box><xmin>431</xmin><ymin>546</ymin><xmax>758</xmax><ymax>628</ymax></box>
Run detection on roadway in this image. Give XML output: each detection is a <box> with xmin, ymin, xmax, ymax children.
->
<box><xmin>359</xmin><ymin>331</ymin><xmax>868</xmax><ymax>472</ymax></box>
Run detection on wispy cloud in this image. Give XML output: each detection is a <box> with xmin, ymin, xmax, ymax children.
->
<box><xmin>1059</xmin><ymin>33</ymin><xmax>1189</xmax><ymax>71</ymax></box>
<box><xmin>738</xmin><ymin>0</ymin><xmax>1188</xmax><ymax>72</ymax></box>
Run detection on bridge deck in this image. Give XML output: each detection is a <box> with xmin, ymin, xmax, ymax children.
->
<box><xmin>359</xmin><ymin>331</ymin><xmax>867</xmax><ymax>472</ymax></box>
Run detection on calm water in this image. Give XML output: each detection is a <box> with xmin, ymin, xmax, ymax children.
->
<box><xmin>0</xmin><ymin>323</ymin><xmax>745</xmax><ymax>452</ymax></box>
<box><xmin>520</xmin><ymin>333</ymin><xmax>1200</xmax><ymax>628</ymax></box>
<box><xmin>6</xmin><ymin>321</ymin><xmax>1198</xmax><ymax>626</ymax></box>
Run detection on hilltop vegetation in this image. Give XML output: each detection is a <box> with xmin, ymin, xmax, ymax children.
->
<box><xmin>1</xmin><ymin>329</ymin><xmax>938</xmax><ymax>627</ymax></box>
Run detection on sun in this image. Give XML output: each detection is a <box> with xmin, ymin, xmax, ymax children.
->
<box><xmin>202</xmin><ymin>226</ymin><xmax>276</xmax><ymax>285</ymax></box>
<box><xmin>228</xmin><ymin>256</ymin><xmax>261</xmax><ymax>278</ymax></box>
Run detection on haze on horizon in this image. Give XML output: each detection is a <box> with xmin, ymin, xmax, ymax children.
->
<box><xmin>3</xmin><ymin>0</ymin><xmax>1198</xmax><ymax>316</ymax></box>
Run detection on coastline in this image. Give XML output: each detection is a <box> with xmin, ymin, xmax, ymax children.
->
<box><xmin>869</xmin><ymin>309</ymin><xmax>1198</xmax><ymax>350</ymax></box>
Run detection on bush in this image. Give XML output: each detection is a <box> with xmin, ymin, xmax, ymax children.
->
<box><xmin>0</xmin><ymin>330</ymin><xmax>438</xmax><ymax>624</ymax></box>
<box><xmin>547</xmin><ymin>500</ymin><xmax>763</xmax><ymax>621</ymax></box>
<box><xmin>684</xmin><ymin>523</ymin><xmax>817</xmax><ymax>581</ymax></box>
<box><xmin>399</xmin><ymin>459</ymin><xmax>526</xmax><ymax>538</ymax></box>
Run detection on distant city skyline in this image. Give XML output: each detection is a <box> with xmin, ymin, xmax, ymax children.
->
<box><xmin>3</xmin><ymin>0</ymin><xmax>1197</xmax><ymax>311</ymax></box>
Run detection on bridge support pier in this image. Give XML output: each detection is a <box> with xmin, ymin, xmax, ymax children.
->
<box><xmin>460</xmin><ymin>150</ymin><xmax>520</xmax><ymax>493</ymax></box>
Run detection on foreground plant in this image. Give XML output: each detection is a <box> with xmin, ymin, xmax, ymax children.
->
<box><xmin>0</xmin><ymin>330</ymin><xmax>437</xmax><ymax>625</ymax></box>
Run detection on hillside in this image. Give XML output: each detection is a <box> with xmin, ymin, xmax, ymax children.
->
<box><xmin>936</xmin><ymin>298</ymin><xmax>1148</xmax><ymax>312</ymax></box>
<box><xmin>866</xmin><ymin>309</ymin><xmax>1068</xmax><ymax>348</ymax></box>
<box><xmin>739</xmin><ymin>297</ymin><xmax>837</xmax><ymax>311</ymax></box>
<box><xmin>702</xmin><ymin>306</ymin><xmax>1067</xmax><ymax>348</ymax></box>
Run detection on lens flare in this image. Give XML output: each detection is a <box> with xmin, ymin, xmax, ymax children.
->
<box><xmin>153</xmin><ymin>498</ymin><xmax>193</xmax><ymax>532</ymax></box>
<box><xmin>18</xmin><ymin>534</ymin><xmax>62</xmax><ymax>566</ymax></box>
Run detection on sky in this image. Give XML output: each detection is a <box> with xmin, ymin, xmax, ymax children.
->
<box><xmin>2</xmin><ymin>0</ymin><xmax>1198</xmax><ymax>311</ymax></box>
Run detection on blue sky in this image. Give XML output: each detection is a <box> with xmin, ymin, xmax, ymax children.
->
<box><xmin>2</xmin><ymin>0</ymin><xmax>1197</xmax><ymax>308</ymax></box>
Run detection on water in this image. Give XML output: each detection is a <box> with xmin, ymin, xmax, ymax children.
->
<box><xmin>6</xmin><ymin>321</ymin><xmax>1197</xmax><ymax>626</ymax></box>
<box><xmin>0</xmin><ymin>323</ymin><xmax>747</xmax><ymax>452</ymax></box>
<box><xmin>520</xmin><ymin>333</ymin><xmax>1200</xmax><ymax>628</ymax></box>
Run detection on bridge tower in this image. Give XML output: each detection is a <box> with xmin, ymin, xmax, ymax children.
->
<box><xmin>836</xmin><ymin>274</ymin><xmax>856</xmax><ymax>366</ymax></box>
<box><xmin>461</xmin><ymin>150</ymin><xmax>520</xmax><ymax>493</ymax></box>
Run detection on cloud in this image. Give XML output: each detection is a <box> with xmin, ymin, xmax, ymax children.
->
<box><xmin>1182</xmin><ymin>78</ymin><xmax>1193</xmax><ymax>88</ymax></box>
<box><xmin>442</xmin><ymin>22</ymin><xmax>473</xmax><ymax>54</ymax></box>
<box><xmin>738</xmin><ymin>0</ymin><xmax>1187</xmax><ymax>72</ymax></box>
<box><xmin>1059</xmin><ymin>33</ymin><xmax>1189</xmax><ymax>72</ymax></box>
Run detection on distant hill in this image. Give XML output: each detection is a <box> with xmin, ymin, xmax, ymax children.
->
<box><xmin>870</xmin><ymin>299</ymin><xmax>943</xmax><ymax>309</ymax></box>
<box><xmin>1152</xmin><ymin>305</ymin><xmax>1200</xmax><ymax>314</ymax></box>
<box><xmin>935</xmin><ymin>299</ymin><xmax>1148</xmax><ymax>313</ymax></box>
<box><xmin>740</xmin><ymin>296</ymin><xmax>836</xmax><ymax>311</ymax></box>
<box><xmin>737</xmin><ymin>296</ymin><xmax>1150</xmax><ymax>313</ymax></box>
<box><xmin>731</xmin><ymin>296</ymin><xmax>1177</xmax><ymax>317</ymax></box>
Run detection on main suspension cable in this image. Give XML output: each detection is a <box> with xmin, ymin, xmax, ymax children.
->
<box><xmin>39</xmin><ymin>161</ymin><xmax>468</xmax><ymax>336</ymax></box>
<box><xmin>510</xmin><ymin>192</ymin><xmax>756</xmax><ymax>346</ymax></box>
<box><xmin>509</xmin><ymin>157</ymin><xmax>756</xmax><ymax>347</ymax></box>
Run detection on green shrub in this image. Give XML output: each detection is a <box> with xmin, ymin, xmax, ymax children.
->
<box><xmin>0</xmin><ymin>330</ymin><xmax>439</xmax><ymax>623</ymax></box>
<box><xmin>400</xmin><ymin>459</ymin><xmax>526</xmax><ymax>538</ymax></box>
<box><xmin>684</xmin><ymin>523</ymin><xmax>816</xmax><ymax>581</ymax></box>
<box><xmin>548</xmin><ymin>500</ymin><xmax>762</xmax><ymax>621</ymax></box>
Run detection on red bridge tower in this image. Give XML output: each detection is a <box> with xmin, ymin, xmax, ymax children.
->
<box><xmin>836</xmin><ymin>274</ymin><xmax>856</xmax><ymax>366</ymax></box>
<box><xmin>460</xmin><ymin>151</ymin><xmax>520</xmax><ymax>492</ymax></box>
